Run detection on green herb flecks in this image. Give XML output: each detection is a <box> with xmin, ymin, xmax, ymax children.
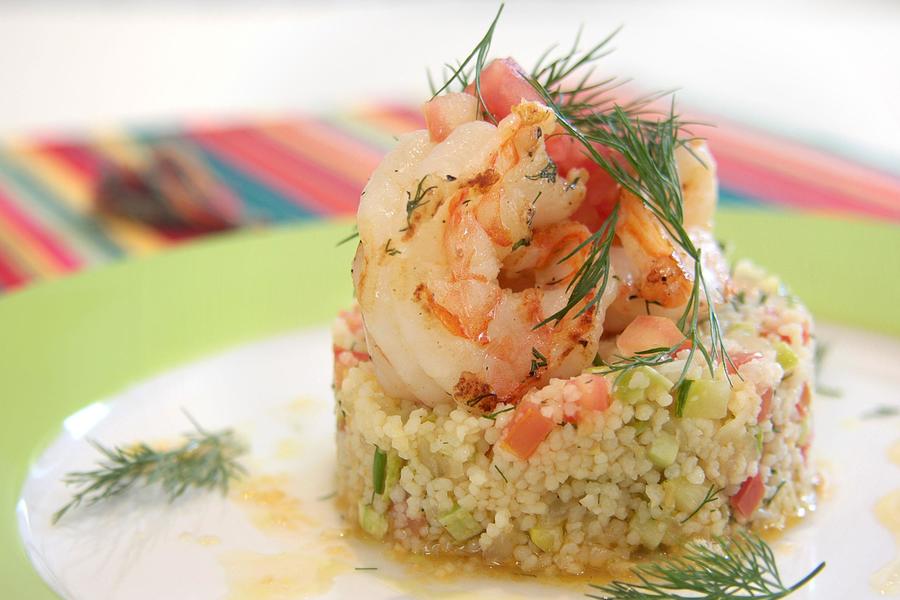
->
<box><xmin>511</xmin><ymin>237</ymin><xmax>531</xmax><ymax>251</ymax></box>
<box><xmin>680</xmin><ymin>484</ymin><xmax>722</xmax><ymax>524</ymax></box>
<box><xmin>384</xmin><ymin>238</ymin><xmax>401</xmax><ymax>256</ymax></box>
<box><xmin>588</xmin><ymin>532</ymin><xmax>825</xmax><ymax>600</ymax></box>
<box><xmin>529</xmin><ymin>347</ymin><xmax>549</xmax><ymax>376</ymax></box>
<box><xmin>764</xmin><ymin>481</ymin><xmax>787</xmax><ymax>508</ymax></box>
<box><xmin>401</xmin><ymin>176</ymin><xmax>437</xmax><ymax>232</ymax></box>
<box><xmin>482</xmin><ymin>406</ymin><xmax>515</xmax><ymax>421</ymax></box>
<box><xmin>494</xmin><ymin>465</ymin><xmax>509</xmax><ymax>483</ymax></box>
<box><xmin>525</xmin><ymin>159</ymin><xmax>558</xmax><ymax>184</ymax></box>
<box><xmin>53</xmin><ymin>415</ymin><xmax>246</xmax><ymax>524</ymax></box>
<box><xmin>372</xmin><ymin>446</ymin><xmax>387</xmax><ymax>496</ymax></box>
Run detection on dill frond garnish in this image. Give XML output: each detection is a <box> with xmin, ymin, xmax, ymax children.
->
<box><xmin>680</xmin><ymin>484</ymin><xmax>722</xmax><ymax>523</ymax></box>
<box><xmin>53</xmin><ymin>415</ymin><xmax>246</xmax><ymax>524</ymax></box>
<box><xmin>589</xmin><ymin>532</ymin><xmax>825</xmax><ymax>600</ymax></box>
<box><xmin>337</xmin><ymin>228</ymin><xmax>359</xmax><ymax>246</ymax></box>
<box><xmin>429</xmin><ymin>8</ymin><xmax>733</xmax><ymax>383</ymax></box>
<box><xmin>429</xmin><ymin>5</ymin><xmax>504</xmax><ymax>122</ymax></box>
<box><xmin>482</xmin><ymin>406</ymin><xmax>515</xmax><ymax>421</ymax></box>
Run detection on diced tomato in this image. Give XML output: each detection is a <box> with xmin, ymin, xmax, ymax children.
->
<box><xmin>726</xmin><ymin>351</ymin><xmax>764</xmax><ymax>375</ymax></box>
<box><xmin>674</xmin><ymin>339</ymin><xmax>694</xmax><ymax>354</ymax></box>
<box><xmin>582</xmin><ymin>375</ymin><xmax>611</xmax><ymax>413</ymax></box>
<box><xmin>338</xmin><ymin>309</ymin><xmax>364</xmax><ymax>335</ymax></box>
<box><xmin>332</xmin><ymin>345</ymin><xmax>370</xmax><ymax>363</ymax></box>
<box><xmin>617</xmin><ymin>315</ymin><xmax>684</xmax><ymax>356</ymax></box>
<box><xmin>423</xmin><ymin>92</ymin><xmax>478</xmax><ymax>142</ymax></box>
<box><xmin>501</xmin><ymin>403</ymin><xmax>556</xmax><ymax>460</ymax></box>
<box><xmin>546</xmin><ymin>134</ymin><xmax>620</xmax><ymax>230</ymax></box>
<box><xmin>797</xmin><ymin>383</ymin><xmax>811</xmax><ymax>417</ymax></box>
<box><xmin>464</xmin><ymin>58</ymin><xmax>542</xmax><ymax>121</ymax></box>
<box><xmin>730</xmin><ymin>473</ymin><xmax>765</xmax><ymax>519</ymax></box>
<box><xmin>800</xmin><ymin>443</ymin><xmax>811</xmax><ymax>463</ymax></box>
<box><xmin>757</xmin><ymin>388</ymin><xmax>773</xmax><ymax>423</ymax></box>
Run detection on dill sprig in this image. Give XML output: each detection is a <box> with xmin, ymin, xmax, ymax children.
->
<box><xmin>430</xmin><ymin>8</ymin><xmax>732</xmax><ymax>383</ymax></box>
<box><xmin>525</xmin><ymin>42</ymin><xmax>732</xmax><ymax>382</ymax></box>
<box><xmin>52</xmin><ymin>416</ymin><xmax>246</xmax><ymax>524</ymax></box>
<box><xmin>589</xmin><ymin>532</ymin><xmax>825</xmax><ymax>600</ymax></box>
<box><xmin>680</xmin><ymin>484</ymin><xmax>722</xmax><ymax>523</ymax></box>
<box><xmin>429</xmin><ymin>5</ymin><xmax>504</xmax><ymax>123</ymax></box>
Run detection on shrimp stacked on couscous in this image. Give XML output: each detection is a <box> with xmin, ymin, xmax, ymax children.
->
<box><xmin>333</xmin><ymin>52</ymin><xmax>817</xmax><ymax>575</ymax></box>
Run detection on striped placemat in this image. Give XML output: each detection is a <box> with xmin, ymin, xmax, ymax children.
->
<box><xmin>0</xmin><ymin>103</ymin><xmax>898</xmax><ymax>293</ymax></box>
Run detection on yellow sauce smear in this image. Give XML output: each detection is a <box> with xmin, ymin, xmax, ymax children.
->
<box><xmin>872</xmin><ymin>440</ymin><xmax>900</xmax><ymax>595</ymax></box>
<box><xmin>222</xmin><ymin>477</ymin><xmax>357</xmax><ymax>599</ymax></box>
<box><xmin>222</xmin><ymin>545</ymin><xmax>353</xmax><ymax>600</ymax></box>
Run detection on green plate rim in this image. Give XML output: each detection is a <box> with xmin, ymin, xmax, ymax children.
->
<box><xmin>1</xmin><ymin>210</ymin><xmax>897</xmax><ymax>598</ymax></box>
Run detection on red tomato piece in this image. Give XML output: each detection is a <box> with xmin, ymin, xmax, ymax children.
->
<box><xmin>617</xmin><ymin>315</ymin><xmax>685</xmax><ymax>356</ymax></box>
<box><xmin>730</xmin><ymin>473</ymin><xmax>765</xmax><ymax>519</ymax></box>
<box><xmin>501</xmin><ymin>404</ymin><xmax>556</xmax><ymax>460</ymax></box>
<box><xmin>464</xmin><ymin>58</ymin><xmax>543</xmax><ymax>121</ymax></box>
<box><xmin>582</xmin><ymin>375</ymin><xmax>611</xmax><ymax>413</ymax></box>
<box><xmin>423</xmin><ymin>92</ymin><xmax>478</xmax><ymax>142</ymax></box>
<box><xmin>757</xmin><ymin>388</ymin><xmax>773</xmax><ymax>423</ymax></box>
<box><xmin>726</xmin><ymin>351</ymin><xmax>764</xmax><ymax>375</ymax></box>
<box><xmin>546</xmin><ymin>134</ymin><xmax>620</xmax><ymax>230</ymax></box>
<box><xmin>797</xmin><ymin>383</ymin><xmax>811</xmax><ymax>417</ymax></box>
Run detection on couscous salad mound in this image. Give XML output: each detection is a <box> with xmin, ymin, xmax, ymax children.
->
<box><xmin>333</xmin><ymin>17</ymin><xmax>817</xmax><ymax>577</ymax></box>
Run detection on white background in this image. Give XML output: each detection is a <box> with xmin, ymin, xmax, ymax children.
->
<box><xmin>0</xmin><ymin>0</ymin><xmax>898</xmax><ymax>170</ymax></box>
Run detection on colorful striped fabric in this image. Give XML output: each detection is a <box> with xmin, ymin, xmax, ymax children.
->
<box><xmin>0</xmin><ymin>102</ymin><xmax>897</xmax><ymax>293</ymax></box>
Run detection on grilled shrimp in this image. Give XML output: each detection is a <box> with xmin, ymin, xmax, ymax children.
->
<box><xmin>353</xmin><ymin>101</ymin><xmax>618</xmax><ymax>407</ymax></box>
<box><xmin>604</xmin><ymin>139</ymin><xmax>730</xmax><ymax>333</ymax></box>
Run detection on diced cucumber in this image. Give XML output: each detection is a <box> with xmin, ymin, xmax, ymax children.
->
<box><xmin>664</xmin><ymin>478</ymin><xmax>710</xmax><ymax>513</ymax></box>
<box><xmin>614</xmin><ymin>366</ymin><xmax>672</xmax><ymax>405</ymax></box>
<box><xmin>438</xmin><ymin>505</ymin><xmax>483</xmax><ymax>542</ymax></box>
<box><xmin>681</xmin><ymin>379</ymin><xmax>729</xmax><ymax>419</ymax></box>
<box><xmin>384</xmin><ymin>450</ymin><xmax>405</xmax><ymax>493</ymax></box>
<box><xmin>529</xmin><ymin>526</ymin><xmax>564</xmax><ymax>553</ymax></box>
<box><xmin>648</xmin><ymin>431</ymin><xmax>679</xmax><ymax>468</ymax></box>
<box><xmin>774</xmin><ymin>341</ymin><xmax>799</xmax><ymax>372</ymax></box>
<box><xmin>357</xmin><ymin>501</ymin><xmax>388</xmax><ymax>539</ymax></box>
<box><xmin>631</xmin><ymin>518</ymin><xmax>666</xmax><ymax>550</ymax></box>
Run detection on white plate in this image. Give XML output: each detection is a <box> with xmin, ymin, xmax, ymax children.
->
<box><xmin>16</xmin><ymin>323</ymin><xmax>900</xmax><ymax>599</ymax></box>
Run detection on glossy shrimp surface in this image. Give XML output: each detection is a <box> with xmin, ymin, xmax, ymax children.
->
<box><xmin>353</xmin><ymin>101</ymin><xmax>618</xmax><ymax>407</ymax></box>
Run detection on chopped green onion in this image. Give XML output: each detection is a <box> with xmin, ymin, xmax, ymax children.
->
<box><xmin>372</xmin><ymin>446</ymin><xmax>387</xmax><ymax>495</ymax></box>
